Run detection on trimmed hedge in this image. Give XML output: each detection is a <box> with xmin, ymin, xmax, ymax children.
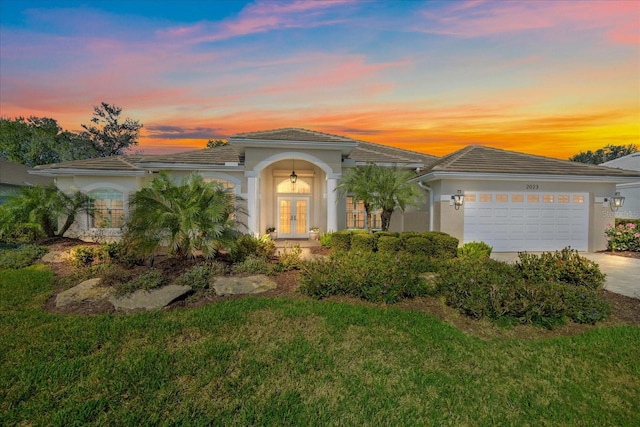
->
<box><xmin>351</xmin><ymin>233</ymin><xmax>375</xmax><ymax>253</ymax></box>
<box><xmin>377</xmin><ymin>236</ymin><xmax>402</xmax><ymax>253</ymax></box>
<box><xmin>330</xmin><ymin>231</ymin><xmax>352</xmax><ymax>252</ymax></box>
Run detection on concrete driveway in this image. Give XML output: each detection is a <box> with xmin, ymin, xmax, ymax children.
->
<box><xmin>491</xmin><ymin>252</ymin><xmax>640</xmax><ymax>299</ymax></box>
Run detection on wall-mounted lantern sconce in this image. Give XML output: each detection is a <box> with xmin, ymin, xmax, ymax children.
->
<box><xmin>451</xmin><ymin>190</ymin><xmax>464</xmax><ymax>210</ymax></box>
<box><xmin>289</xmin><ymin>159</ymin><xmax>298</xmax><ymax>184</ymax></box>
<box><xmin>610</xmin><ymin>192</ymin><xmax>625</xmax><ymax>211</ymax></box>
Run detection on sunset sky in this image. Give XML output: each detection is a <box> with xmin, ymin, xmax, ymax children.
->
<box><xmin>1</xmin><ymin>0</ymin><xmax>638</xmax><ymax>159</ymax></box>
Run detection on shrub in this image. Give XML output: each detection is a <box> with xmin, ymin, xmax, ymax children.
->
<box><xmin>330</xmin><ymin>231</ymin><xmax>351</xmax><ymax>252</ymax></box>
<box><xmin>605</xmin><ymin>222</ymin><xmax>640</xmax><ymax>252</ymax></box>
<box><xmin>114</xmin><ymin>268</ymin><xmax>167</xmax><ymax>296</ymax></box>
<box><xmin>426</xmin><ymin>232</ymin><xmax>459</xmax><ymax>260</ymax></box>
<box><xmin>399</xmin><ymin>231</ymin><xmax>422</xmax><ymax>246</ymax></box>
<box><xmin>69</xmin><ymin>246</ymin><xmax>98</xmax><ymax>268</ymax></box>
<box><xmin>377</xmin><ymin>236</ymin><xmax>402</xmax><ymax>254</ymax></box>
<box><xmin>232</xmin><ymin>255</ymin><xmax>272</xmax><ymax>275</ymax></box>
<box><xmin>438</xmin><ymin>256</ymin><xmax>611</xmax><ymax>327</ymax></box>
<box><xmin>516</xmin><ymin>248</ymin><xmax>606</xmax><ymax>290</ymax></box>
<box><xmin>98</xmin><ymin>265</ymin><xmax>134</xmax><ymax>288</ymax></box>
<box><xmin>319</xmin><ymin>232</ymin><xmax>333</xmax><ymax>248</ymax></box>
<box><xmin>173</xmin><ymin>264</ymin><xmax>213</xmax><ymax>289</ymax></box>
<box><xmin>231</xmin><ymin>234</ymin><xmax>276</xmax><ymax>262</ymax></box>
<box><xmin>300</xmin><ymin>251</ymin><xmax>431</xmax><ymax>304</ymax></box>
<box><xmin>351</xmin><ymin>233</ymin><xmax>375</xmax><ymax>253</ymax></box>
<box><xmin>277</xmin><ymin>244</ymin><xmax>302</xmax><ymax>271</ymax></box>
<box><xmin>0</xmin><ymin>244</ymin><xmax>48</xmax><ymax>269</ymax></box>
<box><xmin>458</xmin><ymin>241</ymin><xmax>493</xmax><ymax>259</ymax></box>
<box><xmin>404</xmin><ymin>236</ymin><xmax>432</xmax><ymax>256</ymax></box>
<box><xmin>373</xmin><ymin>231</ymin><xmax>399</xmax><ymax>241</ymax></box>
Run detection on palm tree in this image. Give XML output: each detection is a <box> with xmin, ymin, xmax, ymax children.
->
<box><xmin>123</xmin><ymin>172</ymin><xmax>242</xmax><ymax>260</ymax></box>
<box><xmin>370</xmin><ymin>166</ymin><xmax>424</xmax><ymax>231</ymax></box>
<box><xmin>336</xmin><ymin>165</ymin><xmax>424</xmax><ymax>232</ymax></box>
<box><xmin>336</xmin><ymin>164</ymin><xmax>378</xmax><ymax>232</ymax></box>
<box><xmin>0</xmin><ymin>185</ymin><xmax>90</xmax><ymax>240</ymax></box>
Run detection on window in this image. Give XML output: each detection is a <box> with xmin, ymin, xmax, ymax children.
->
<box><xmin>527</xmin><ymin>194</ymin><xmax>539</xmax><ymax>203</ymax></box>
<box><xmin>479</xmin><ymin>194</ymin><xmax>492</xmax><ymax>202</ymax></box>
<box><xmin>543</xmin><ymin>195</ymin><xmax>554</xmax><ymax>203</ymax></box>
<box><xmin>511</xmin><ymin>194</ymin><xmax>524</xmax><ymax>202</ymax></box>
<box><xmin>346</xmin><ymin>196</ymin><xmax>381</xmax><ymax>229</ymax></box>
<box><xmin>464</xmin><ymin>193</ymin><xmax>476</xmax><ymax>202</ymax></box>
<box><xmin>495</xmin><ymin>194</ymin><xmax>508</xmax><ymax>202</ymax></box>
<box><xmin>89</xmin><ymin>189</ymin><xmax>124</xmax><ymax>228</ymax></box>
<box><xmin>558</xmin><ymin>195</ymin><xmax>570</xmax><ymax>203</ymax></box>
<box><xmin>276</xmin><ymin>178</ymin><xmax>310</xmax><ymax>194</ymax></box>
<box><xmin>204</xmin><ymin>177</ymin><xmax>235</xmax><ymax>191</ymax></box>
<box><xmin>573</xmin><ymin>195</ymin><xmax>584</xmax><ymax>203</ymax></box>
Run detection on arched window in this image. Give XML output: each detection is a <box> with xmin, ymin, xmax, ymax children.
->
<box><xmin>89</xmin><ymin>189</ymin><xmax>124</xmax><ymax>228</ymax></box>
<box><xmin>276</xmin><ymin>178</ymin><xmax>310</xmax><ymax>194</ymax></box>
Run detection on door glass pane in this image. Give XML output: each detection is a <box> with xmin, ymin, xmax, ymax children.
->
<box><xmin>279</xmin><ymin>200</ymin><xmax>291</xmax><ymax>234</ymax></box>
<box><xmin>296</xmin><ymin>200</ymin><xmax>307</xmax><ymax>234</ymax></box>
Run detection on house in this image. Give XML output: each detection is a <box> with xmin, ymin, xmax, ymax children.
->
<box><xmin>0</xmin><ymin>158</ymin><xmax>54</xmax><ymax>204</ymax></box>
<box><xmin>600</xmin><ymin>153</ymin><xmax>640</xmax><ymax>219</ymax></box>
<box><xmin>31</xmin><ymin>128</ymin><xmax>640</xmax><ymax>252</ymax></box>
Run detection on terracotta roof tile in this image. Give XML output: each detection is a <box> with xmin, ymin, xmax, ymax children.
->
<box><xmin>232</xmin><ymin>127</ymin><xmax>356</xmax><ymax>143</ymax></box>
<box><xmin>137</xmin><ymin>145</ymin><xmax>241</xmax><ymax>165</ymax></box>
<box><xmin>419</xmin><ymin>145</ymin><xmax>640</xmax><ymax>177</ymax></box>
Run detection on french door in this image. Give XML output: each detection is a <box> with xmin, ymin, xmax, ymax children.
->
<box><xmin>278</xmin><ymin>197</ymin><xmax>309</xmax><ymax>238</ymax></box>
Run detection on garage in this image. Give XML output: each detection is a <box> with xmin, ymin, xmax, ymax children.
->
<box><xmin>463</xmin><ymin>192</ymin><xmax>589</xmax><ymax>252</ymax></box>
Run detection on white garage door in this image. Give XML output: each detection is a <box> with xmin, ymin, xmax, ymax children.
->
<box><xmin>463</xmin><ymin>192</ymin><xmax>589</xmax><ymax>252</ymax></box>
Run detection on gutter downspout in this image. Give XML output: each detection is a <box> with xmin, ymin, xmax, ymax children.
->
<box><xmin>417</xmin><ymin>180</ymin><xmax>433</xmax><ymax>231</ymax></box>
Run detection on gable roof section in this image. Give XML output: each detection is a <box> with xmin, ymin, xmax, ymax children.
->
<box><xmin>600</xmin><ymin>153</ymin><xmax>640</xmax><ymax>171</ymax></box>
<box><xmin>0</xmin><ymin>159</ymin><xmax>54</xmax><ymax>186</ymax></box>
<box><xmin>232</xmin><ymin>128</ymin><xmax>356</xmax><ymax>143</ymax></box>
<box><xmin>30</xmin><ymin>128</ymin><xmax>434</xmax><ymax>174</ymax></box>
<box><xmin>416</xmin><ymin>145</ymin><xmax>640</xmax><ymax>179</ymax></box>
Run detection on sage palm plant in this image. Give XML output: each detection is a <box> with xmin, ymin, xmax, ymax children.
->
<box><xmin>124</xmin><ymin>172</ymin><xmax>242</xmax><ymax>259</ymax></box>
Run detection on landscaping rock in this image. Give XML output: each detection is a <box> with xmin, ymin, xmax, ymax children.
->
<box><xmin>213</xmin><ymin>275</ymin><xmax>277</xmax><ymax>296</ymax></box>
<box><xmin>56</xmin><ymin>278</ymin><xmax>112</xmax><ymax>308</ymax></box>
<box><xmin>109</xmin><ymin>285</ymin><xmax>193</xmax><ymax>312</ymax></box>
<box><xmin>41</xmin><ymin>249</ymin><xmax>72</xmax><ymax>264</ymax></box>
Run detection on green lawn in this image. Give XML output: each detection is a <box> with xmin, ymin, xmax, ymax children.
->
<box><xmin>1</xmin><ymin>266</ymin><xmax>639</xmax><ymax>426</ymax></box>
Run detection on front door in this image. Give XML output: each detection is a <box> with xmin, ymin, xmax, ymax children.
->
<box><xmin>278</xmin><ymin>197</ymin><xmax>309</xmax><ymax>238</ymax></box>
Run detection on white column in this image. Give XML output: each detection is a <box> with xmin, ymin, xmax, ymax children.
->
<box><xmin>326</xmin><ymin>177</ymin><xmax>338</xmax><ymax>232</ymax></box>
<box><xmin>247</xmin><ymin>176</ymin><xmax>259</xmax><ymax>237</ymax></box>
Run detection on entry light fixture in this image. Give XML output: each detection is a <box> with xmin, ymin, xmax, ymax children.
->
<box><xmin>289</xmin><ymin>159</ymin><xmax>298</xmax><ymax>184</ymax></box>
<box><xmin>451</xmin><ymin>190</ymin><xmax>464</xmax><ymax>210</ymax></box>
<box><xmin>610</xmin><ymin>192</ymin><xmax>625</xmax><ymax>211</ymax></box>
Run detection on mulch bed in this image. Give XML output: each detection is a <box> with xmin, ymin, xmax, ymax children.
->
<box><xmin>37</xmin><ymin>238</ymin><xmax>640</xmax><ymax>336</ymax></box>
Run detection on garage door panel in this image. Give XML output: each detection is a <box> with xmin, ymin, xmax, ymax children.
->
<box><xmin>464</xmin><ymin>192</ymin><xmax>588</xmax><ymax>252</ymax></box>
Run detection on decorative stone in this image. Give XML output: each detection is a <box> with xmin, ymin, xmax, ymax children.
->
<box><xmin>109</xmin><ymin>285</ymin><xmax>192</xmax><ymax>312</ymax></box>
<box><xmin>213</xmin><ymin>275</ymin><xmax>277</xmax><ymax>296</ymax></box>
<box><xmin>56</xmin><ymin>278</ymin><xmax>112</xmax><ymax>308</ymax></box>
<box><xmin>41</xmin><ymin>249</ymin><xmax>72</xmax><ymax>264</ymax></box>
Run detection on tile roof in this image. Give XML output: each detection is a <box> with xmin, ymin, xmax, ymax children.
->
<box><xmin>33</xmin><ymin>156</ymin><xmax>146</xmax><ymax>171</ymax></box>
<box><xmin>137</xmin><ymin>145</ymin><xmax>241</xmax><ymax>165</ymax></box>
<box><xmin>418</xmin><ymin>145</ymin><xmax>640</xmax><ymax>178</ymax></box>
<box><xmin>350</xmin><ymin>140</ymin><xmax>438</xmax><ymax>166</ymax></box>
<box><xmin>0</xmin><ymin>159</ymin><xmax>54</xmax><ymax>185</ymax></box>
<box><xmin>232</xmin><ymin>127</ymin><xmax>356</xmax><ymax>143</ymax></box>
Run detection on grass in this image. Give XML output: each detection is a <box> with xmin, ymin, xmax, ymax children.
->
<box><xmin>1</xmin><ymin>266</ymin><xmax>639</xmax><ymax>426</ymax></box>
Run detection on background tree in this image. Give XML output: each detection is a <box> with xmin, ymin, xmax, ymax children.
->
<box><xmin>206</xmin><ymin>139</ymin><xmax>228</xmax><ymax>148</ymax></box>
<box><xmin>569</xmin><ymin>144</ymin><xmax>637</xmax><ymax>164</ymax></box>
<box><xmin>0</xmin><ymin>116</ymin><xmax>94</xmax><ymax>166</ymax></box>
<box><xmin>0</xmin><ymin>185</ymin><xmax>91</xmax><ymax>240</ymax></box>
<box><xmin>123</xmin><ymin>172</ymin><xmax>242</xmax><ymax>260</ymax></box>
<box><xmin>80</xmin><ymin>102</ymin><xmax>142</xmax><ymax>157</ymax></box>
<box><xmin>371</xmin><ymin>166</ymin><xmax>424</xmax><ymax>231</ymax></box>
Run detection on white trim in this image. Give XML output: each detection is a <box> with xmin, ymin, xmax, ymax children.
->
<box><xmin>30</xmin><ymin>169</ymin><xmax>146</xmax><ymax>177</ymax></box>
<box><xmin>138</xmin><ymin>163</ymin><xmax>244</xmax><ymax>171</ymax></box>
<box><xmin>248</xmin><ymin>152</ymin><xmax>340</xmax><ymax>178</ymax></box>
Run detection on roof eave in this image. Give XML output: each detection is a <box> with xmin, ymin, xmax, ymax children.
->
<box><xmin>29</xmin><ymin>169</ymin><xmax>147</xmax><ymax>177</ymax></box>
<box><xmin>137</xmin><ymin>162</ymin><xmax>244</xmax><ymax>171</ymax></box>
<box><xmin>412</xmin><ymin>171</ymin><xmax>640</xmax><ymax>183</ymax></box>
